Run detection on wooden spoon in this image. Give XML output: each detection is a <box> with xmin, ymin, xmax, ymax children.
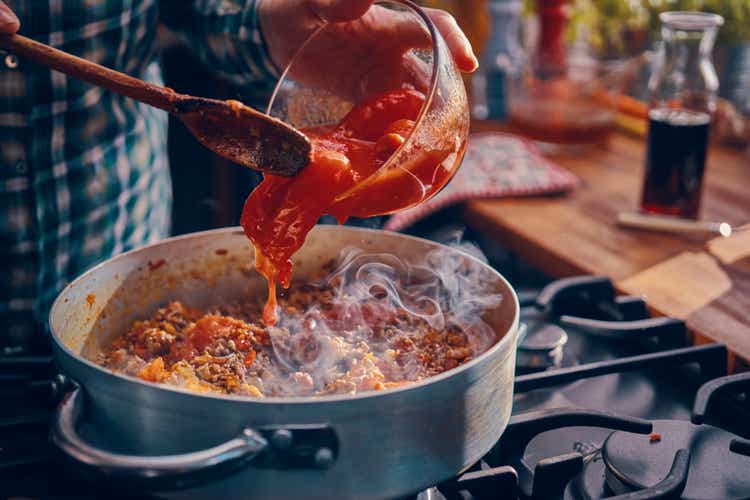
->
<box><xmin>0</xmin><ymin>34</ymin><xmax>311</xmax><ymax>177</ymax></box>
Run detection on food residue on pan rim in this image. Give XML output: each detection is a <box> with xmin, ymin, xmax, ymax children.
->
<box><xmin>148</xmin><ymin>259</ymin><xmax>166</xmax><ymax>271</ymax></box>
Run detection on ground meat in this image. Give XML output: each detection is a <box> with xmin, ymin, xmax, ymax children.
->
<box><xmin>140</xmin><ymin>328</ymin><xmax>176</xmax><ymax>357</ymax></box>
<box><xmin>96</xmin><ymin>278</ymin><xmax>497</xmax><ymax>397</ymax></box>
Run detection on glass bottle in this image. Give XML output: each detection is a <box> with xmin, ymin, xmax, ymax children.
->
<box><xmin>471</xmin><ymin>0</ymin><xmax>525</xmax><ymax>120</ymax></box>
<box><xmin>640</xmin><ymin>12</ymin><xmax>724</xmax><ymax>219</ymax></box>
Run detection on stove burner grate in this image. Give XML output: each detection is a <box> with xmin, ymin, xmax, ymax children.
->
<box><xmin>4</xmin><ymin>276</ymin><xmax>750</xmax><ymax>500</ymax></box>
<box><xmin>603</xmin><ymin>420</ymin><xmax>750</xmax><ymax>500</ymax></box>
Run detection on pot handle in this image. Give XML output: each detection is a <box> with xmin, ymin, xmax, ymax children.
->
<box><xmin>51</xmin><ymin>379</ymin><xmax>338</xmax><ymax>491</ymax></box>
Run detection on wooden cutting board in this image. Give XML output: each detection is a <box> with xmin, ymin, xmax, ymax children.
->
<box><xmin>464</xmin><ymin>123</ymin><xmax>750</xmax><ymax>370</ymax></box>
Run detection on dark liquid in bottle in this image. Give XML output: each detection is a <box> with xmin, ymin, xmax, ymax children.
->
<box><xmin>641</xmin><ymin>108</ymin><xmax>711</xmax><ymax>218</ymax></box>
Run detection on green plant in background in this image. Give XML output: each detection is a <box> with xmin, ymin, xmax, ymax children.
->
<box><xmin>568</xmin><ymin>0</ymin><xmax>649</xmax><ymax>53</ymax></box>
<box><xmin>525</xmin><ymin>0</ymin><xmax>750</xmax><ymax>52</ymax></box>
<box><xmin>645</xmin><ymin>0</ymin><xmax>750</xmax><ymax>44</ymax></box>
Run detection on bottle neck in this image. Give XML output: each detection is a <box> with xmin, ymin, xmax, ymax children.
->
<box><xmin>651</xmin><ymin>26</ymin><xmax>720</xmax><ymax>113</ymax></box>
<box><xmin>662</xmin><ymin>26</ymin><xmax>717</xmax><ymax>65</ymax></box>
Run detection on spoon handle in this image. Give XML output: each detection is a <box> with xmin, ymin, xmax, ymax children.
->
<box><xmin>0</xmin><ymin>34</ymin><xmax>177</xmax><ymax>112</ymax></box>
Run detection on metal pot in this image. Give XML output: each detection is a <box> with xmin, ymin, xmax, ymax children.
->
<box><xmin>48</xmin><ymin>226</ymin><xmax>519</xmax><ymax>499</ymax></box>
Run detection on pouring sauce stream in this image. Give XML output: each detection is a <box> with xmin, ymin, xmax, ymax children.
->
<box><xmin>240</xmin><ymin>89</ymin><xmax>455</xmax><ymax>325</ymax></box>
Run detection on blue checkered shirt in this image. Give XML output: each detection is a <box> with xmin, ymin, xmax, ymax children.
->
<box><xmin>1</xmin><ymin>0</ymin><xmax>278</xmax><ymax>346</ymax></box>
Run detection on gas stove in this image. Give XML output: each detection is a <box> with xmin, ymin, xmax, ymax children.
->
<box><xmin>2</xmin><ymin>275</ymin><xmax>750</xmax><ymax>499</ymax></box>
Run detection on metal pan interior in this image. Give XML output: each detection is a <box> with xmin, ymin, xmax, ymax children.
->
<box><xmin>49</xmin><ymin>225</ymin><xmax>519</xmax><ymax>404</ymax></box>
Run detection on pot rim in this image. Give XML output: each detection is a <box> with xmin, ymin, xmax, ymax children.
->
<box><xmin>49</xmin><ymin>226</ymin><xmax>519</xmax><ymax>405</ymax></box>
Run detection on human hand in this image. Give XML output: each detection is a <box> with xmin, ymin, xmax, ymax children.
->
<box><xmin>0</xmin><ymin>1</ymin><xmax>19</xmax><ymax>34</ymax></box>
<box><xmin>259</xmin><ymin>0</ymin><xmax>478</xmax><ymax>99</ymax></box>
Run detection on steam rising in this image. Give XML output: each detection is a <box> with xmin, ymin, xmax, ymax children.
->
<box><xmin>265</xmin><ymin>242</ymin><xmax>503</xmax><ymax>396</ymax></box>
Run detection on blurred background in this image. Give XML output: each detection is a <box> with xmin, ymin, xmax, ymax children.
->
<box><xmin>160</xmin><ymin>0</ymin><xmax>750</xmax><ymax>236</ymax></box>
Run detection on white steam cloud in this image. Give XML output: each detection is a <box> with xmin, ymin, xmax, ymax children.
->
<box><xmin>262</xmin><ymin>242</ymin><xmax>503</xmax><ymax>396</ymax></box>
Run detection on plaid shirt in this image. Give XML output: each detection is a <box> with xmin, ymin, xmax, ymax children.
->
<box><xmin>1</xmin><ymin>0</ymin><xmax>277</xmax><ymax>346</ymax></box>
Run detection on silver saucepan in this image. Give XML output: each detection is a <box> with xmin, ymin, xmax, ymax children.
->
<box><xmin>48</xmin><ymin>226</ymin><xmax>519</xmax><ymax>499</ymax></box>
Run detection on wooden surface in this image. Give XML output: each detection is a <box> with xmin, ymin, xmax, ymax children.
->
<box><xmin>464</xmin><ymin>124</ymin><xmax>750</xmax><ymax>369</ymax></box>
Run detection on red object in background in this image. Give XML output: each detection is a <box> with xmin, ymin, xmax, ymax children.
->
<box><xmin>537</xmin><ymin>0</ymin><xmax>570</xmax><ymax>73</ymax></box>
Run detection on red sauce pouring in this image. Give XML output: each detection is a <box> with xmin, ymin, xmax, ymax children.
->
<box><xmin>240</xmin><ymin>89</ymin><xmax>460</xmax><ymax>325</ymax></box>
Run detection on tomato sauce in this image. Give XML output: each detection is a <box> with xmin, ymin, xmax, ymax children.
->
<box><xmin>164</xmin><ymin>315</ymin><xmax>252</xmax><ymax>365</ymax></box>
<box><xmin>240</xmin><ymin>89</ymin><xmax>457</xmax><ymax>325</ymax></box>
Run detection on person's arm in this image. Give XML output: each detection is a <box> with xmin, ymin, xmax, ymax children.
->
<box><xmin>260</xmin><ymin>0</ymin><xmax>478</xmax><ymax>75</ymax></box>
<box><xmin>0</xmin><ymin>1</ymin><xmax>19</xmax><ymax>34</ymax></box>
<box><xmin>159</xmin><ymin>0</ymin><xmax>478</xmax><ymax>89</ymax></box>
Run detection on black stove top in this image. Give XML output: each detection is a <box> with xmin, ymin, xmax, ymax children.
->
<box><xmin>3</xmin><ymin>274</ymin><xmax>750</xmax><ymax>500</ymax></box>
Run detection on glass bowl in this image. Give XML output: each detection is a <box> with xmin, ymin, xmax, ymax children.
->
<box><xmin>507</xmin><ymin>53</ymin><xmax>633</xmax><ymax>146</ymax></box>
<box><xmin>265</xmin><ymin>0</ymin><xmax>469</xmax><ymax>218</ymax></box>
